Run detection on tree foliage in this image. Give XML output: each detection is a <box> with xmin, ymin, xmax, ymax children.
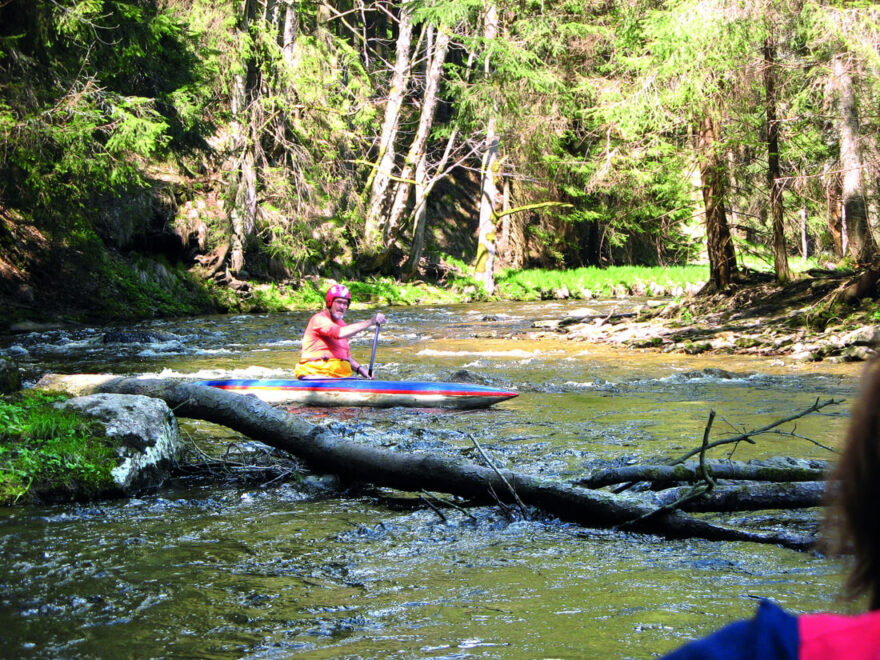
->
<box><xmin>2</xmin><ymin>0</ymin><xmax>879</xmax><ymax>297</ymax></box>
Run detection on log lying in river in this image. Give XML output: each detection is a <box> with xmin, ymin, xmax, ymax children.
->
<box><xmin>654</xmin><ymin>481</ymin><xmax>825</xmax><ymax>512</ymax></box>
<box><xmin>576</xmin><ymin>460</ymin><xmax>831</xmax><ymax>490</ymax></box>
<box><xmin>37</xmin><ymin>374</ymin><xmax>816</xmax><ymax>551</ymax></box>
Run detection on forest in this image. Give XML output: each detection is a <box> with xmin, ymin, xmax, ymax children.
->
<box><xmin>1</xmin><ymin>0</ymin><xmax>879</xmax><ymax>319</ymax></box>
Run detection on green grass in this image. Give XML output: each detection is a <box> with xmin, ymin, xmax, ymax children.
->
<box><xmin>737</xmin><ymin>252</ymin><xmax>824</xmax><ymax>274</ymax></box>
<box><xmin>0</xmin><ymin>391</ymin><xmax>119</xmax><ymax>504</ymax></box>
<box><xmin>494</xmin><ymin>265</ymin><xmax>710</xmax><ymax>300</ymax></box>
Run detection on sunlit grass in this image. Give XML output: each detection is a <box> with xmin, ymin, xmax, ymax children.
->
<box><xmin>495</xmin><ymin>265</ymin><xmax>710</xmax><ymax>299</ymax></box>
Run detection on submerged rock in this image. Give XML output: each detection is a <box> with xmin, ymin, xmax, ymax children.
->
<box><xmin>0</xmin><ymin>357</ymin><xmax>21</xmax><ymax>394</ymax></box>
<box><xmin>102</xmin><ymin>330</ymin><xmax>176</xmax><ymax>344</ymax></box>
<box><xmin>57</xmin><ymin>393</ymin><xmax>181</xmax><ymax>496</ymax></box>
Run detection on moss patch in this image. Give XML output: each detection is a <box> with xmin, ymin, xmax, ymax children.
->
<box><xmin>0</xmin><ymin>391</ymin><xmax>121</xmax><ymax>504</ymax></box>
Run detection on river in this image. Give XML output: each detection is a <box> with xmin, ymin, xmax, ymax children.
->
<box><xmin>0</xmin><ymin>300</ymin><xmax>865</xmax><ymax>658</ymax></box>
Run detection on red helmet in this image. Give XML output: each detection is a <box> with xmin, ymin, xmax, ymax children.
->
<box><xmin>325</xmin><ymin>283</ymin><xmax>351</xmax><ymax>307</ymax></box>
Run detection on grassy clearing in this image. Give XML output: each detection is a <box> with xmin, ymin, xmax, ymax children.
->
<box><xmin>736</xmin><ymin>249</ymin><xmax>825</xmax><ymax>274</ymax></box>
<box><xmin>0</xmin><ymin>391</ymin><xmax>118</xmax><ymax>504</ymax></box>
<box><xmin>495</xmin><ymin>265</ymin><xmax>710</xmax><ymax>300</ymax></box>
<box><xmin>242</xmin><ymin>263</ymin><xmax>714</xmax><ymax>312</ymax></box>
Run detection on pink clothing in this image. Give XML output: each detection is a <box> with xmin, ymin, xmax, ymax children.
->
<box><xmin>300</xmin><ymin>310</ymin><xmax>350</xmax><ymax>361</ymax></box>
<box><xmin>662</xmin><ymin>600</ymin><xmax>880</xmax><ymax>659</ymax></box>
<box><xmin>800</xmin><ymin>610</ymin><xmax>880</xmax><ymax>660</ymax></box>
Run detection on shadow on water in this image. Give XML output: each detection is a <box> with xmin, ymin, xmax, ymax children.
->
<box><xmin>0</xmin><ymin>300</ymin><xmax>865</xmax><ymax>658</ymax></box>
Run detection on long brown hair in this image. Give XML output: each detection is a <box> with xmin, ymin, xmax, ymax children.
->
<box><xmin>826</xmin><ymin>358</ymin><xmax>880</xmax><ymax>609</ymax></box>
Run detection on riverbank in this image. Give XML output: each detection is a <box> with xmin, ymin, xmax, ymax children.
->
<box><xmin>4</xmin><ymin>229</ymin><xmax>878</xmax><ymax>363</ymax></box>
<box><xmin>530</xmin><ymin>269</ymin><xmax>880</xmax><ymax>362</ymax></box>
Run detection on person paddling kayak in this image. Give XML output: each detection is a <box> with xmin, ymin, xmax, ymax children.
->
<box><xmin>294</xmin><ymin>283</ymin><xmax>386</xmax><ymax>379</ymax></box>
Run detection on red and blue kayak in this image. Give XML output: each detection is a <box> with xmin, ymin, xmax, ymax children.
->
<box><xmin>196</xmin><ymin>378</ymin><xmax>518</xmax><ymax>409</ymax></box>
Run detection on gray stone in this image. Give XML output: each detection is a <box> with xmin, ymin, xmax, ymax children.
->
<box><xmin>57</xmin><ymin>393</ymin><xmax>181</xmax><ymax>495</ymax></box>
<box><xmin>0</xmin><ymin>358</ymin><xmax>21</xmax><ymax>394</ymax></box>
<box><xmin>843</xmin><ymin>325</ymin><xmax>880</xmax><ymax>347</ymax></box>
<box><xmin>841</xmin><ymin>345</ymin><xmax>878</xmax><ymax>362</ymax></box>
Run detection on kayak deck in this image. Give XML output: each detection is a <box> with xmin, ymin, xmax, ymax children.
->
<box><xmin>196</xmin><ymin>378</ymin><xmax>518</xmax><ymax>409</ymax></box>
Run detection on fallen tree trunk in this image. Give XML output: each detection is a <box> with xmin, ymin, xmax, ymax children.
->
<box><xmin>576</xmin><ymin>459</ymin><xmax>831</xmax><ymax>490</ymax></box>
<box><xmin>37</xmin><ymin>375</ymin><xmax>817</xmax><ymax>550</ymax></box>
<box><xmin>654</xmin><ymin>481</ymin><xmax>826</xmax><ymax>512</ymax></box>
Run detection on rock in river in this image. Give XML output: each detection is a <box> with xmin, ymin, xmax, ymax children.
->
<box><xmin>57</xmin><ymin>393</ymin><xmax>181</xmax><ymax>496</ymax></box>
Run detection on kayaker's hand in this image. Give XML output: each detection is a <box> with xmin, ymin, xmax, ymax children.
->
<box><xmin>373</xmin><ymin>313</ymin><xmax>386</xmax><ymax>326</ymax></box>
<box><xmin>356</xmin><ymin>364</ymin><xmax>371</xmax><ymax>379</ymax></box>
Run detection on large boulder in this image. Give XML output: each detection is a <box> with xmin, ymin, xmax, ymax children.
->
<box><xmin>57</xmin><ymin>393</ymin><xmax>181</xmax><ymax>496</ymax></box>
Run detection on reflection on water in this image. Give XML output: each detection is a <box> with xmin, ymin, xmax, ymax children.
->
<box><xmin>0</xmin><ymin>300</ymin><xmax>864</xmax><ymax>658</ymax></box>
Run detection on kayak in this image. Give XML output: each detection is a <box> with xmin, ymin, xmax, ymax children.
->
<box><xmin>196</xmin><ymin>378</ymin><xmax>519</xmax><ymax>409</ymax></box>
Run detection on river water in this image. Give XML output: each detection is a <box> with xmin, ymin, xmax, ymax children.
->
<box><xmin>0</xmin><ymin>300</ymin><xmax>865</xmax><ymax>658</ymax></box>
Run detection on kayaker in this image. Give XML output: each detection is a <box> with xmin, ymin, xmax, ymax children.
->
<box><xmin>294</xmin><ymin>283</ymin><xmax>386</xmax><ymax>379</ymax></box>
<box><xmin>661</xmin><ymin>358</ymin><xmax>880</xmax><ymax>659</ymax></box>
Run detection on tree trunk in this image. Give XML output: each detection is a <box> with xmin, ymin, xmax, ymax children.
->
<box><xmin>281</xmin><ymin>0</ymin><xmax>297</xmax><ymax>64</ymax></box>
<box><xmin>227</xmin><ymin>0</ymin><xmax>259</xmax><ymax>275</ymax></box>
<box><xmin>800</xmin><ymin>206</ymin><xmax>809</xmax><ymax>258</ymax></box>
<box><xmin>362</xmin><ymin>2</ymin><xmax>415</xmax><ymax>251</ymax></box>
<box><xmin>405</xmin><ymin>126</ymin><xmax>459</xmax><ymax>278</ymax></box>
<box><xmin>575</xmin><ymin>459</ymin><xmax>830</xmax><ymax>490</ymax></box>
<box><xmin>474</xmin><ymin>4</ymin><xmax>500</xmax><ymax>295</ymax></box>
<box><xmin>827</xmin><ymin>171</ymin><xmax>843</xmax><ymax>257</ymax></box>
<box><xmin>764</xmin><ymin>36</ymin><xmax>791</xmax><ymax>284</ymax></box>
<box><xmin>833</xmin><ymin>54</ymin><xmax>874</xmax><ymax>264</ymax></box>
<box><xmin>655</xmin><ymin>481</ymin><xmax>825</xmax><ymax>512</ymax></box>
<box><xmin>382</xmin><ymin>25</ymin><xmax>450</xmax><ymax>252</ymax></box>
<box><xmin>496</xmin><ymin>177</ymin><xmax>513</xmax><ymax>267</ymax></box>
<box><xmin>35</xmin><ymin>374</ymin><xmax>814</xmax><ymax>550</ymax></box>
<box><xmin>697</xmin><ymin>114</ymin><xmax>738</xmax><ymax>290</ymax></box>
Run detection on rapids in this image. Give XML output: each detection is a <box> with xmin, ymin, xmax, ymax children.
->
<box><xmin>0</xmin><ymin>300</ymin><xmax>864</xmax><ymax>658</ymax></box>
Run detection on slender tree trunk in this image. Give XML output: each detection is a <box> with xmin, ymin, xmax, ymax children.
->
<box><xmin>764</xmin><ymin>36</ymin><xmax>791</xmax><ymax>284</ymax></box>
<box><xmin>405</xmin><ymin>126</ymin><xmax>459</xmax><ymax>278</ymax></box>
<box><xmin>827</xmin><ymin>170</ymin><xmax>843</xmax><ymax>257</ymax></box>
<box><xmin>475</xmin><ymin>116</ymin><xmax>499</xmax><ymax>294</ymax></box>
<box><xmin>228</xmin><ymin>0</ymin><xmax>259</xmax><ymax>275</ymax></box>
<box><xmin>281</xmin><ymin>0</ymin><xmax>297</xmax><ymax>63</ymax></box>
<box><xmin>800</xmin><ymin>206</ymin><xmax>809</xmax><ymax>258</ymax></box>
<box><xmin>496</xmin><ymin>177</ymin><xmax>512</xmax><ymax>267</ymax></box>
<box><xmin>696</xmin><ymin>115</ymin><xmax>738</xmax><ymax>290</ymax></box>
<box><xmin>575</xmin><ymin>460</ymin><xmax>829</xmax><ymax>490</ymax></box>
<box><xmin>508</xmin><ymin>208</ymin><xmax>527</xmax><ymax>269</ymax></box>
<box><xmin>474</xmin><ymin>4</ymin><xmax>499</xmax><ymax>295</ymax></box>
<box><xmin>656</xmin><ymin>482</ymin><xmax>825</xmax><ymax>512</ymax></box>
<box><xmin>362</xmin><ymin>2</ymin><xmax>414</xmax><ymax>250</ymax></box>
<box><xmin>833</xmin><ymin>54</ymin><xmax>874</xmax><ymax>264</ymax></box>
<box><xmin>382</xmin><ymin>25</ymin><xmax>450</xmax><ymax>251</ymax></box>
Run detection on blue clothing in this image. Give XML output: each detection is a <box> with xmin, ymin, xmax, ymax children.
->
<box><xmin>663</xmin><ymin>600</ymin><xmax>798</xmax><ymax>660</ymax></box>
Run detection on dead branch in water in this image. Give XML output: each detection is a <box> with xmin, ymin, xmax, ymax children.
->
<box><xmin>38</xmin><ymin>374</ymin><xmax>815</xmax><ymax>550</ymax></box>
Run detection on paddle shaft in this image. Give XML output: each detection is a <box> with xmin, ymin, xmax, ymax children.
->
<box><xmin>368</xmin><ymin>323</ymin><xmax>381</xmax><ymax>378</ymax></box>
